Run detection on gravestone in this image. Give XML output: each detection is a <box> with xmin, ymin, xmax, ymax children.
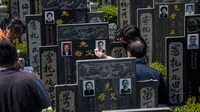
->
<box><xmin>100</xmin><ymin>0</ymin><xmax>116</xmax><ymax>6</ymax></box>
<box><xmin>118</xmin><ymin>0</ymin><xmax>133</xmax><ymax>29</ymax></box>
<box><xmin>25</xmin><ymin>14</ymin><xmax>42</xmax><ymax>73</ymax></box>
<box><xmin>43</xmin><ymin>0</ymin><xmax>87</xmax><ymax>10</ymax></box>
<box><xmin>102</xmin><ymin>107</ymin><xmax>172</xmax><ymax>112</ymax></box>
<box><xmin>18</xmin><ymin>0</ymin><xmax>35</xmax><ymax>22</ymax></box>
<box><xmin>136</xmin><ymin>80</ymin><xmax>159</xmax><ymax>108</ymax></box>
<box><xmin>43</xmin><ymin>0</ymin><xmax>87</xmax><ymax>45</ymax></box>
<box><xmin>108</xmin><ymin>23</ymin><xmax>119</xmax><ymax>42</ymax></box>
<box><xmin>89</xmin><ymin>2</ymin><xmax>100</xmax><ymax>12</ymax></box>
<box><xmin>9</xmin><ymin>0</ymin><xmax>19</xmax><ymax>18</ymax></box>
<box><xmin>166</xmin><ymin>36</ymin><xmax>185</xmax><ymax>105</ymax></box>
<box><xmin>153</xmin><ymin>0</ymin><xmax>199</xmax><ymax>64</ymax></box>
<box><xmin>137</xmin><ymin>8</ymin><xmax>155</xmax><ymax>63</ymax></box>
<box><xmin>154</xmin><ymin>0</ymin><xmax>199</xmax><ymax>5</ymax></box>
<box><xmin>87</xmin><ymin>11</ymin><xmax>105</xmax><ymax>23</ymax></box>
<box><xmin>185</xmin><ymin>14</ymin><xmax>200</xmax><ymax>102</ymax></box>
<box><xmin>57</xmin><ymin>22</ymin><xmax>109</xmax><ymax>84</ymax></box>
<box><xmin>109</xmin><ymin>42</ymin><xmax>127</xmax><ymax>58</ymax></box>
<box><xmin>9</xmin><ymin>0</ymin><xmax>35</xmax><ymax>20</ymax></box>
<box><xmin>39</xmin><ymin>45</ymin><xmax>58</xmax><ymax>109</ymax></box>
<box><xmin>132</xmin><ymin>0</ymin><xmax>154</xmax><ymax>25</ymax></box>
<box><xmin>0</xmin><ymin>5</ymin><xmax>9</xmax><ymax>21</ymax></box>
<box><xmin>77</xmin><ymin>58</ymin><xmax>137</xmax><ymax>112</ymax></box>
<box><xmin>55</xmin><ymin>84</ymin><xmax>77</xmax><ymax>112</ymax></box>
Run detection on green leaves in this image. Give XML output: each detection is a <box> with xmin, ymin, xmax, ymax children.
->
<box><xmin>98</xmin><ymin>5</ymin><xmax>117</xmax><ymax>23</ymax></box>
<box><xmin>15</xmin><ymin>39</ymin><xmax>27</xmax><ymax>58</ymax></box>
<box><xmin>173</xmin><ymin>97</ymin><xmax>200</xmax><ymax>112</ymax></box>
<box><xmin>148</xmin><ymin>61</ymin><xmax>167</xmax><ymax>83</ymax></box>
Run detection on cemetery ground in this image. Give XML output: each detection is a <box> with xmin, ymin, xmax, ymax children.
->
<box><xmin>4</xmin><ymin>0</ymin><xmax>200</xmax><ymax>111</ymax></box>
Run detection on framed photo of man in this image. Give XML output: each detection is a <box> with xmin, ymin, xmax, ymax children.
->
<box><xmin>185</xmin><ymin>3</ymin><xmax>195</xmax><ymax>16</ymax></box>
<box><xmin>159</xmin><ymin>5</ymin><xmax>168</xmax><ymax>18</ymax></box>
<box><xmin>187</xmin><ymin>34</ymin><xmax>199</xmax><ymax>50</ymax></box>
<box><xmin>61</xmin><ymin>41</ymin><xmax>72</xmax><ymax>56</ymax></box>
<box><xmin>119</xmin><ymin>78</ymin><xmax>132</xmax><ymax>95</ymax></box>
<box><xmin>95</xmin><ymin>40</ymin><xmax>106</xmax><ymax>53</ymax></box>
<box><xmin>45</xmin><ymin>11</ymin><xmax>55</xmax><ymax>24</ymax></box>
<box><xmin>83</xmin><ymin>80</ymin><xmax>95</xmax><ymax>97</ymax></box>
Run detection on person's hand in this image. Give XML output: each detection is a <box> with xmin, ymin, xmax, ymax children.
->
<box><xmin>15</xmin><ymin>61</ymin><xmax>23</xmax><ymax>70</ymax></box>
<box><xmin>109</xmin><ymin>36</ymin><xmax>115</xmax><ymax>42</ymax></box>
<box><xmin>95</xmin><ymin>49</ymin><xmax>103</xmax><ymax>58</ymax></box>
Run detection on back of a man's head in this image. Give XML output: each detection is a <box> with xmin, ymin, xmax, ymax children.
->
<box><xmin>0</xmin><ymin>40</ymin><xmax>17</xmax><ymax>67</ymax></box>
<box><xmin>127</xmin><ymin>40</ymin><xmax>147</xmax><ymax>58</ymax></box>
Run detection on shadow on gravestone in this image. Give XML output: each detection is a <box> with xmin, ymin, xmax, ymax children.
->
<box><xmin>136</xmin><ymin>80</ymin><xmax>159</xmax><ymax>108</ymax></box>
<box><xmin>100</xmin><ymin>0</ymin><xmax>116</xmax><ymax>6</ymax></box>
<box><xmin>55</xmin><ymin>84</ymin><xmax>78</xmax><ymax>112</ymax></box>
<box><xmin>76</xmin><ymin>58</ymin><xmax>137</xmax><ymax>112</ymax></box>
<box><xmin>87</xmin><ymin>11</ymin><xmax>105</xmax><ymax>23</ymax></box>
<box><xmin>165</xmin><ymin>36</ymin><xmax>185</xmax><ymax>105</ymax></box>
<box><xmin>102</xmin><ymin>107</ymin><xmax>172</xmax><ymax>112</ymax></box>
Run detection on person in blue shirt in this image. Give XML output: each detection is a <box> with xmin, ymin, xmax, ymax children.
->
<box><xmin>188</xmin><ymin>35</ymin><xmax>199</xmax><ymax>49</ymax></box>
<box><xmin>0</xmin><ymin>40</ymin><xmax>51</xmax><ymax>112</ymax></box>
<box><xmin>126</xmin><ymin>40</ymin><xmax>168</xmax><ymax>104</ymax></box>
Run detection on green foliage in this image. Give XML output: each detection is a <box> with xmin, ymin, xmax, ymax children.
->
<box><xmin>15</xmin><ymin>39</ymin><xmax>27</xmax><ymax>58</ymax></box>
<box><xmin>42</xmin><ymin>108</ymin><xmax>56</xmax><ymax>112</ymax></box>
<box><xmin>2</xmin><ymin>0</ymin><xmax>8</xmax><ymax>5</ymax></box>
<box><xmin>98</xmin><ymin>5</ymin><xmax>117</xmax><ymax>23</ymax></box>
<box><xmin>173</xmin><ymin>97</ymin><xmax>200</xmax><ymax>112</ymax></box>
<box><xmin>148</xmin><ymin>61</ymin><xmax>167</xmax><ymax>83</ymax></box>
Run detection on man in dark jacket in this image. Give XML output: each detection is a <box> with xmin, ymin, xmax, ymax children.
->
<box><xmin>127</xmin><ymin>40</ymin><xmax>168</xmax><ymax>104</ymax></box>
<box><xmin>0</xmin><ymin>40</ymin><xmax>51</xmax><ymax>112</ymax></box>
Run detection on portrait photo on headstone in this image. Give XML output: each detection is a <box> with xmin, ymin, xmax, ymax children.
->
<box><xmin>61</xmin><ymin>41</ymin><xmax>72</xmax><ymax>56</ymax></box>
<box><xmin>45</xmin><ymin>11</ymin><xmax>55</xmax><ymax>24</ymax></box>
<box><xmin>187</xmin><ymin>33</ymin><xmax>199</xmax><ymax>49</ymax></box>
<box><xmin>119</xmin><ymin>78</ymin><xmax>132</xmax><ymax>95</ymax></box>
<box><xmin>159</xmin><ymin>5</ymin><xmax>168</xmax><ymax>18</ymax></box>
<box><xmin>83</xmin><ymin>80</ymin><xmax>95</xmax><ymax>97</ymax></box>
<box><xmin>185</xmin><ymin>3</ymin><xmax>195</xmax><ymax>16</ymax></box>
<box><xmin>95</xmin><ymin>40</ymin><xmax>106</xmax><ymax>53</ymax></box>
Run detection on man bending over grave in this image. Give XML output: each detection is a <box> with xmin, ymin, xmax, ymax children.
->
<box><xmin>0</xmin><ymin>40</ymin><xmax>51</xmax><ymax>112</ymax></box>
<box><xmin>126</xmin><ymin>40</ymin><xmax>168</xmax><ymax>104</ymax></box>
<box><xmin>95</xmin><ymin>25</ymin><xmax>148</xmax><ymax>61</ymax></box>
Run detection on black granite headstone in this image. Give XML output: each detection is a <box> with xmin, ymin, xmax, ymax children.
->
<box><xmin>57</xmin><ymin>23</ymin><xmax>109</xmax><ymax>84</ymax></box>
<box><xmin>55</xmin><ymin>84</ymin><xmax>77</xmax><ymax>112</ymax></box>
<box><xmin>109</xmin><ymin>42</ymin><xmax>127</xmax><ymax>58</ymax></box>
<box><xmin>136</xmin><ymin>80</ymin><xmax>159</xmax><ymax>108</ymax></box>
<box><xmin>185</xmin><ymin>14</ymin><xmax>200</xmax><ymax>102</ymax></box>
<box><xmin>77</xmin><ymin>58</ymin><xmax>137</xmax><ymax>112</ymax></box>
<box><xmin>87</xmin><ymin>11</ymin><xmax>105</xmax><ymax>23</ymax></box>
<box><xmin>166</xmin><ymin>36</ymin><xmax>185</xmax><ymax>105</ymax></box>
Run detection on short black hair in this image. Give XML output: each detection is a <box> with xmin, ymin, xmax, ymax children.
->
<box><xmin>0</xmin><ymin>40</ymin><xmax>17</xmax><ymax>67</ymax></box>
<box><xmin>160</xmin><ymin>6</ymin><xmax>168</xmax><ymax>12</ymax></box>
<box><xmin>122</xmin><ymin>79</ymin><xmax>129</xmax><ymax>84</ymax></box>
<box><xmin>98</xmin><ymin>41</ymin><xmax>104</xmax><ymax>45</ymax></box>
<box><xmin>127</xmin><ymin>40</ymin><xmax>147</xmax><ymax>58</ymax></box>
<box><xmin>46</xmin><ymin>12</ymin><xmax>53</xmax><ymax>17</ymax></box>
<box><xmin>85</xmin><ymin>81</ymin><xmax>93</xmax><ymax>88</ymax></box>
<box><xmin>190</xmin><ymin>35</ymin><xmax>196</xmax><ymax>39</ymax></box>
<box><xmin>6</xmin><ymin>18</ymin><xmax>26</xmax><ymax>34</ymax></box>
<box><xmin>118</xmin><ymin>25</ymin><xmax>141</xmax><ymax>42</ymax></box>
